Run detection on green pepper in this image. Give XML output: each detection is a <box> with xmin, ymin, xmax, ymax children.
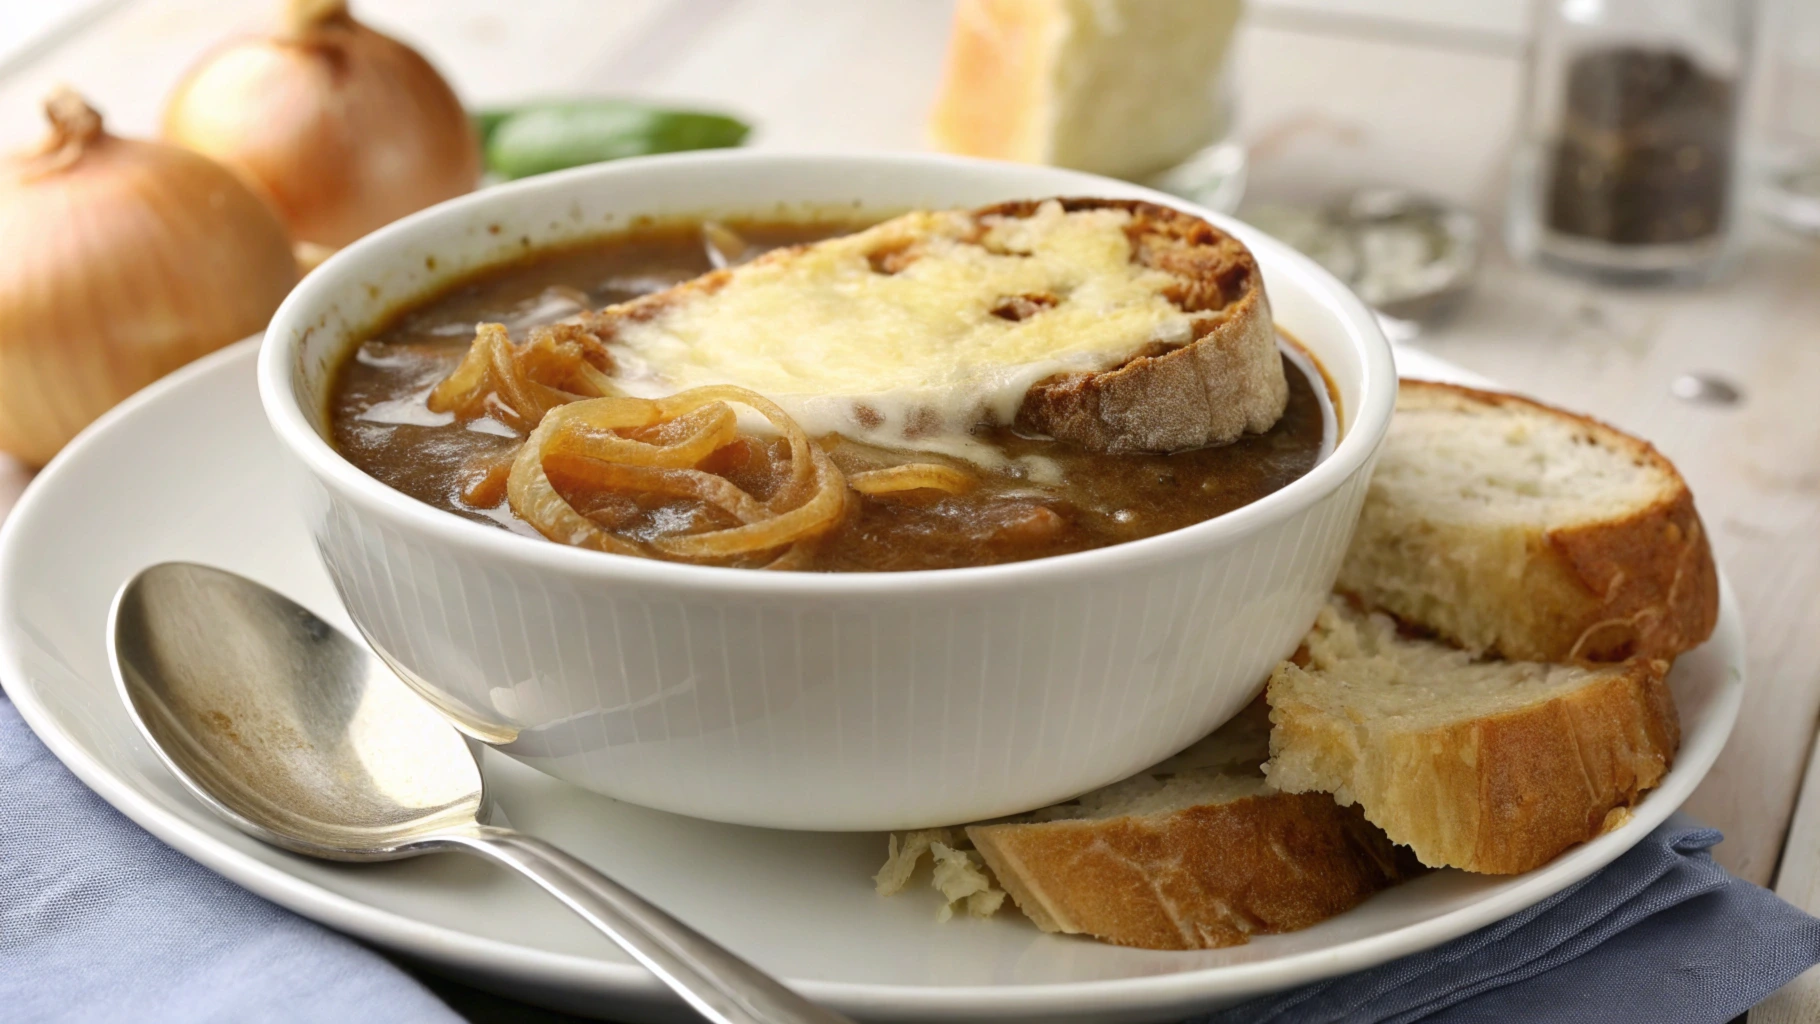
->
<box><xmin>469</xmin><ymin>108</ymin><xmax>515</xmax><ymax>149</ymax></box>
<box><xmin>477</xmin><ymin>101</ymin><xmax>751</xmax><ymax>180</ymax></box>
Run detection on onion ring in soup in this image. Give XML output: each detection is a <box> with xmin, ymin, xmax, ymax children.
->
<box><xmin>435</xmin><ymin>321</ymin><xmax>977</xmax><ymax>568</ymax></box>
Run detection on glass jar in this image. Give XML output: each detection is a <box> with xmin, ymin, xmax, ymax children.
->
<box><xmin>1756</xmin><ymin>0</ymin><xmax>1820</xmax><ymax>235</ymax></box>
<box><xmin>1146</xmin><ymin>16</ymin><xmax>1249</xmax><ymax>215</ymax></box>
<box><xmin>1506</xmin><ymin>0</ymin><xmax>1757</xmax><ymax>284</ymax></box>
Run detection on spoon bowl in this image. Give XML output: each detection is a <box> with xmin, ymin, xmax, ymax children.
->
<box><xmin>112</xmin><ymin>563</ymin><xmax>482</xmax><ymax>859</ymax></box>
<box><xmin>109</xmin><ymin>562</ymin><xmax>851</xmax><ymax>1024</ymax></box>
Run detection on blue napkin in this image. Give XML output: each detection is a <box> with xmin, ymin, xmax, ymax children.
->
<box><xmin>1203</xmin><ymin>817</ymin><xmax>1820</xmax><ymax>1024</ymax></box>
<box><xmin>7</xmin><ymin>678</ymin><xmax>1820</xmax><ymax>1024</ymax></box>
<box><xmin>0</xmin><ymin>693</ymin><xmax>461</xmax><ymax>1024</ymax></box>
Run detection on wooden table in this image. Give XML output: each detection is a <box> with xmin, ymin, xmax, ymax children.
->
<box><xmin>3</xmin><ymin>0</ymin><xmax>1819</xmax><ymax>1018</ymax></box>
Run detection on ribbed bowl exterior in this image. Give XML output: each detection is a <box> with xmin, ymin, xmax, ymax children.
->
<box><xmin>302</xmin><ymin>454</ymin><xmax>1375</xmax><ymax>830</ymax></box>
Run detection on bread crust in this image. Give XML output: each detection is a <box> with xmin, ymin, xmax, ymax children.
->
<box><xmin>967</xmin><ymin>792</ymin><xmax>1420</xmax><ymax>950</ymax></box>
<box><xmin>1267</xmin><ymin>654</ymin><xmax>1679</xmax><ymax>875</ymax></box>
<box><xmin>994</xmin><ymin>198</ymin><xmax>1287</xmax><ymax>452</ymax></box>
<box><xmin>1341</xmin><ymin>380</ymin><xmax>1719</xmax><ymax>662</ymax></box>
<box><xmin>927</xmin><ymin>0</ymin><xmax>1059</xmax><ymax>165</ymax></box>
<box><xmin>583</xmin><ymin>198</ymin><xmax>1287</xmax><ymax>455</ymax></box>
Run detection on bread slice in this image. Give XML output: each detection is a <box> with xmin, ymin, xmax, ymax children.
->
<box><xmin>946</xmin><ymin>700</ymin><xmax>1420</xmax><ymax>949</ymax></box>
<box><xmin>583</xmin><ymin>197</ymin><xmax>1285</xmax><ymax>455</ymax></box>
<box><xmin>1265</xmin><ymin>598</ymin><xmax>1679</xmax><ymax>875</ymax></box>
<box><xmin>1337</xmin><ymin>380</ymin><xmax>1718</xmax><ymax>662</ymax></box>
<box><xmin>928</xmin><ymin>0</ymin><xmax>1244</xmax><ymax>181</ymax></box>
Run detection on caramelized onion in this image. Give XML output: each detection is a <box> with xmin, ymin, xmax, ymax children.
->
<box><xmin>487</xmin><ymin>328</ymin><xmax>549</xmax><ymax>422</ymax></box>
<box><xmin>659</xmin><ymin>385</ymin><xmax>823</xmax><ymax>510</ymax></box>
<box><xmin>457</xmin><ymin>453</ymin><xmax>513</xmax><ymax>507</ymax></box>
<box><xmin>650</xmin><ymin>445</ymin><xmax>844</xmax><ymax>559</ymax></box>
<box><xmin>433</xmin><ymin>323</ymin><xmax>994</xmax><ymax>566</ymax></box>
<box><xmin>849</xmin><ymin>463</ymin><xmax>976</xmax><ymax>496</ymax></box>
<box><xmin>543</xmin><ymin>456</ymin><xmax>767</xmax><ymax>524</ymax></box>
<box><xmin>549</xmin><ymin>407</ymin><xmax>735</xmax><ymax>476</ymax></box>
<box><xmin>425</xmin><ymin>329</ymin><xmax>495</xmax><ymax>414</ymax></box>
<box><xmin>428</xmin><ymin>322</ymin><xmax>614</xmax><ymax>427</ymax></box>
<box><xmin>505</xmin><ymin>430</ymin><xmax>644</xmax><ymax>556</ymax></box>
<box><xmin>567</xmin><ymin>359</ymin><xmax>619</xmax><ymax>398</ymax></box>
<box><xmin>499</xmin><ymin>383</ymin><xmax>848</xmax><ymax>567</ymax></box>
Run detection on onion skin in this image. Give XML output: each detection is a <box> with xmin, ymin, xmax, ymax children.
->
<box><xmin>0</xmin><ymin>92</ymin><xmax>297</xmax><ymax>467</ymax></box>
<box><xmin>162</xmin><ymin>2</ymin><xmax>479</xmax><ymax>248</ymax></box>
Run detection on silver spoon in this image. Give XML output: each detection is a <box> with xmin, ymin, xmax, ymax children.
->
<box><xmin>109</xmin><ymin>562</ymin><xmax>852</xmax><ymax>1024</ymax></box>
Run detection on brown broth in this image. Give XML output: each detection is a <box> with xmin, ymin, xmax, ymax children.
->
<box><xmin>328</xmin><ymin>218</ymin><xmax>1332</xmax><ymax>571</ymax></box>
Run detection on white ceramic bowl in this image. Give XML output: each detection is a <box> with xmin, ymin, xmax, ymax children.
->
<box><xmin>258</xmin><ymin>151</ymin><xmax>1395</xmax><ymax>831</ymax></box>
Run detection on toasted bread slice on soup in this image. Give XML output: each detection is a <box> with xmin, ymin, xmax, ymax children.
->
<box><xmin>583</xmin><ymin>198</ymin><xmax>1286</xmax><ymax>457</ymax></box>
<box><xmin>1265</xmin><ymin>598</ymin><xmax>1679</xmax><ymax>875</ymax></box>
<box><xmin>877</xmin><ymin>701</ymin><xmax>1421</xmax><ymax>949</ymax></box>
<box><xmin>1337</xmin><ymin>380</ymin><xmax>1718</xmax><ymax>663</ymax></box>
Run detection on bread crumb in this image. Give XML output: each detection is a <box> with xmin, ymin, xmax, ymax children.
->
<box><xmin>873</xmin><ymin>828</ymin><xmax>954</xmax><ymax>896</ymax></box>
<box><xmin>876</xmin><ymin>829</ymin><xmax>1007</xmax><ymax>920</ymax></box>
<box><xmin>967</xmin><ymin>886</ymin><xmax>1008</xmax><ymax>918</ymax></box>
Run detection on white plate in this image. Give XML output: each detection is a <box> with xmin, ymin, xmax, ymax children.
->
<box><xmin>0</xmin><ymin>340</ymin><xmax>1744</xmax><ymax>1024</ymax></box>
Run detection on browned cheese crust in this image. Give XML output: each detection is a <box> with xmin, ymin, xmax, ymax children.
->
<box><xmin>580</xmin><ymin>198</ymin><xmax>1287</xmax><ymax>455</ymax></box>
<box><xmin>1360</xmin><ymin>381</ymin><xmax>1719</xmax><ymax>663</ymax></box>
<box><xmin>1269</xmin><ymin>656</ymin><xmax>1680</xmax><ymax>875</ymax></box>
<box><xmin>966</xmin><ymin>793</ymin><xmax>1421</xmax><ymax>950</ymax></box>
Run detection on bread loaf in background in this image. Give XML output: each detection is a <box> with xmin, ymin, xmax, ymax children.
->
<box><xmin>929</xmin><ymin>0</ymin><xmax>1244</xmax><ymax>181</ymax></box>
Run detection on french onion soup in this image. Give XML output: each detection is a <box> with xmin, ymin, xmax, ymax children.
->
<box><xmin>328</xmin><ymin>199</ymin><xmax>1335</xmax><ymax>571</ymax></box>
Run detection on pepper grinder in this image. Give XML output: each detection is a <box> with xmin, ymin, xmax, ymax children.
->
<box><xmin>1506</xmin><ymin>0</ymin><xmax>1757</xmax><ymax>285</ymax></box>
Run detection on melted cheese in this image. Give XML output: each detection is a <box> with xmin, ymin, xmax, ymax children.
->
<box><xmin>606</xmin><ymin>201</ymin><xmax>1196</xmax><ymax>462</ymax></box>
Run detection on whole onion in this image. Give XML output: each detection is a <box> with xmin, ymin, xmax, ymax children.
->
<box><xmin>162</xmin><ymin>0</ymin><xmax>479</xmax><ymax>248</ymax></box>
<box><xmin>0</xmin><ymin>89</ymin><xmax>298</xmax><ymax>467</ymax></box>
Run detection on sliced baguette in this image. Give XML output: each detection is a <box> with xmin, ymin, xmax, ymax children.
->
<box><xmin>958</xmin><ymin>700</ymin><xmax>1421</xmax><ymax>949</ymax></box>
<box><xmin>582</xmin><ymin>198</ymin><xmax>1286</xmax><ymax>454</ymax></box>
<box><xmin>1337</xmin><ymin>380</ymin><xmax>1718</xmax><ymax>662</ymax></box>
<box><xmin>1265</xmin><ymin>598</ymin><xmax>1679</xmax><ymax>875</ymax></box>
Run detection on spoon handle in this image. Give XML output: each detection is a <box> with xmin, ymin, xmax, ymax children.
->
<box><xmin>431</xmin><ymin>824</ymin><xmax>854</xmax><ymax>1024</ymax></box>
